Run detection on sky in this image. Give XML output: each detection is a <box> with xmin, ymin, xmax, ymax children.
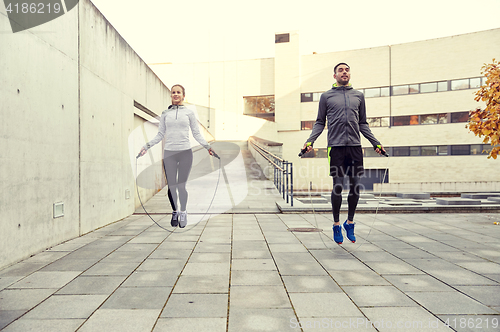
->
<box><xmin>90</xmin><ymin>0</ymin><xmax>500</xmax><ymax>64</ymax></box>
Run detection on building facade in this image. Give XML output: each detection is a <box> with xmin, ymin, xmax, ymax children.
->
<box><xmin>153</xmin><ymin>29</ymin><xmax>500</xmax><ymax>192</ymax></box>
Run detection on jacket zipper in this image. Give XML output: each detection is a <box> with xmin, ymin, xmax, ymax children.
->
<box><xmin>343</xmin><ymin>88</ymin><xmax>349</xmax><ymax>144</ymax></box>
<box><xmin>176</xmin><ymin>105</ymin><xmax>178</xmax><ymax>119</ymax></box>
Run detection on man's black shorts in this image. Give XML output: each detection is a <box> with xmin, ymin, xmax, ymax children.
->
<box><xmin>328</xmin><ymin>146</ymin><xmax>364</xmax><ymax>178</ymax></box>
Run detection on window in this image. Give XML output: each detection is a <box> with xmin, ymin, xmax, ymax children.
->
<box><xmin>410</xmin><ymin>115</ymin><xmax>419</xmax><ymax>125</ymax></box>
<box><xmin>451</xmin><ymin>111</ymin><xmax>469</xmax><ymax>123</ymax></box>
<box><xmin>315</xmin><ymin>148</ymin><xmax>328</xmax><ymax>158</ymax></box>
<box><xmin>364</xmin><ymin>147</ymin><xmax>381</xmax><ymax>157</ymax></box>
<box><xmin>437</xmin><ymin>81</ymin><xmax>448</xmax><ymax>92</ymax></box>
<box><xmin>470</xmin><ymin>77</ymin><xmax>481</xmax><ymax>89</ymax></box>
<box><xmin>409</xmin><ymin>84</ymin><xmax>419</xmax><ymax>94</ymax></box>
<box><xmin>301</xmin><ymin>93</ymin><xmax>313</xmax><ymax>102</ymax></box>
<box><xmin>364</xmin><ymin>88</ymin><xmax>380</xmax><ymax>98</ymax></box>
<box><xmin>364</xmin><ymin>145</ymin><xmax>492</xmax><ymax>158</ymax></box>
<box><xmin>301</xmin><ymin>76</ymin><xmax>481</xmax><ymax>103</ymax></box>
<box><xmin>451</xmin><ymin>145</ymin><xmax>470</xmax><ymax>155</ymax></box>
<box><xmin>393</xmin><ymin>147</ymin><xmax>410</xmax><ymax>156</ymax></box>
<box><xmin>275</xmin><ymin>33</ymin><xmax>289</xmax><ymax>43</ymax></box>
<box><xmin>243</xmin><ymin>95</ymin><xmax>275</xmax><ymax>121</ymax></box>
<box><xmin>392</xmin><ymin>85</ymin><xmax>409</xmax><ymax>96</ymax></box>
<box><xmin>470</xmin><ymin>144</ymin><xmax>482</xmax><ymax>155</ymax></box>
<box><xmin>481</xmin><ymin>144</ymin><xmax>498</xmax><ymax>155</ymax></box>
<box><xmin>380</xmin><ymin>87</ymin><xmax>390</xmax><ymax>97</ymax></box>
<box><xmin>421</xmin><ymin>146</ymin><xmax>437</xmax><ymax>156</ymax></box>
<box><xmin>438</xmin><ymin>113</ymin><xmax>448</xmax><ymax>124</ymax></box>
<box><xmin>451</xmin><ymin>79</ymin><xmax>469</xmax><ymax>90</ymax></box>
<box><xmin>420</xmin><ymin>82</ymin><xmax>437</xmax><ymax>93</ymax></box>
<box><xmin>420</xmin><ymin>114</ymin><xmax>437</xmax><ymax>125</ymax></box>
<box><xmin>368</xmin><ymin>117</ymin><xmax>381</xmax><ymax>127</ymax></box>
<box><xmin>393</xmin><ymin>116</ymin><xmax>411</xmax><ymax>126</ymax></box>
<box><xmin>301</xmin><ymin>121</ymin><xmax>315</xmax><ymax>130</ymax></box>
<box><xmin>301</xmin><ymin>92</ymin><xmax>322</xmax><ymax>102</ymax></box>
<box><xmin>438</xmin><ymin>146</ymin><xmax>448</xmax><ymax>155</ymax></box>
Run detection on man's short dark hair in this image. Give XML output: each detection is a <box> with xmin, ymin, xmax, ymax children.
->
<box><xmin>334</xmin><ymin>62</ymin><xmax>349</xmax><ymax>73</ymax></box>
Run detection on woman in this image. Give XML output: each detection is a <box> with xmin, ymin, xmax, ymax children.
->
<box><xmin>138</xmin><ymin>84</ymin><xmax>215</xmax><ymax>228</ymax></box>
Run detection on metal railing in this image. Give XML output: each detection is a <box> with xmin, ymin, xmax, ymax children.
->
<box><xmin>249</xmin><ymin>139</ymin><xmax>294</xmax><ymax>206</ymax></box>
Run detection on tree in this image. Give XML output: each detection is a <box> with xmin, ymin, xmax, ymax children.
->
<box><xmin>467</xmin><ymin>59</ymin><xmax>500</xmax><ymax>159</ymax></box>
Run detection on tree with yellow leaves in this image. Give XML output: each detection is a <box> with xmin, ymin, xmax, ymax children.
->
<box><xmin>467</xmin><ymin>59</ymin><xmax>500</xmax><ymax>159</ymax></box>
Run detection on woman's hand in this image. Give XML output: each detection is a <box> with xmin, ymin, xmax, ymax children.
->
<box><xmin>138</xmin><ymin>147</ymin><xmax>147</xmax><ymax>158</ymax></box>
<box><xmin>208</xmin><ymin>148</ymin><xmax>220</xmax><ymax>159</ymax></box>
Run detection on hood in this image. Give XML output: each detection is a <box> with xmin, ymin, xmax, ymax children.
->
<box><xmin>332</xmin><ymin>82</ymin><xmax>353</xmax><ymax>89</ymax></box>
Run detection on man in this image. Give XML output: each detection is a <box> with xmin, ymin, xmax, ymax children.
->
<box><xmin>302</xmin><ymin>63</ymin><xmax>385</xmax><ymax>244</ymax></box>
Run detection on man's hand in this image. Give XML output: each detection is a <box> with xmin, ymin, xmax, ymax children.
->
<box><xmin>375</xmin><ymin>145</ymin><xmax>388</xmax><ymax>156</ymax></box>
<box><xmin>302</xmin><ymin>142</ymin><xmax>313</xmax><ymax>153</ymax></box>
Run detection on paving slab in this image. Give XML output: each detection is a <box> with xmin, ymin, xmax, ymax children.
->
<box><xmin>289</xmin><ymin>293</ymin><xmax>363</xmax><ymax>318</ymax></box>
<box><xmin>22</xmin><ymin>294</ymin><xmax>108</xmax><ymax>319</ymax></box>
<box><xmin>282</xmin><ymin>275</ymin><xmax>342</xmax><ymax>293</ymax></box>
<box><xmin>406</xmin><ymin>291</ymin><xmax>498</xmax><ymax>315</ymax></box>
<box><xmin>7</xmin><ymin>271</ymin><xmax>81</xmax><ymax>289</ymax></box>
<box><xmin>231</xmin><ymin>270</ymin><xmax>282</xmax><ymax>286</ymax></box>
<box><xmin>172</xmin><ymin>275</ymin><xmax>229</xmax><ymax>294</ymax></box>
<box><xmin>79</xmin><ymin>309</ymin><xmax>159</xmax><ymax>332</ymax></box>
<box><xmin>55</xmin><ymin>276</ymin><xmax>126</xmax><ymax>295</ymax></box>
<box><xmin>153</xmin><ymin>317</ymin><xmax>227</xmax><ymax>332</ymax></box>
<box><xmin>229</xmin><ymin>285</ymin><xmax>291</xmax><ymax>309</ymax></box>
<box><xmin>0</xmin><ymin>289</ymin><xmax>56</xmax><ymax>310</ymax></box>
<box><xmin>122</xmin><ymin>271</ymin><xmax>178</xmax><ymax>287</ymax></box>
<box><xmin>361</xmin><ymin>307</ymin><xmax>454</xmax><ymax>331</ymax></box>
<box><xmin>228</xmin><ymin>308</ymin><xmax>298</xmax><ymax>332</ymax></box>
<box><xmin>161</xmin><ymin>294</ymin><xmax>228</xmax><ymax>318</ymax></box>
<box><xmin>343</xmin><ymin>285</ymin><xmax>418</xmax><ymax>307</ymax></box>
<box><xmin>101</xmin><ymin>287</ymin><xmax>171</xmax><ymax>310</ymax></box>
<box><xmin>2</xmin><ymin>318</ymin><xmax>85</xmax><ymax>332</ymax></box>
<box><xmin>0</xmin><ymin>310</ymin><xmax>27</xmax><ymax>330</ymax></box>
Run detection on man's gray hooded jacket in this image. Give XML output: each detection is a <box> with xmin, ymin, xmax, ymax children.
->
<box><xmin>306</xmin><ymin>84</ymin><xmax>380</xmax><ymax>148</ymax></box>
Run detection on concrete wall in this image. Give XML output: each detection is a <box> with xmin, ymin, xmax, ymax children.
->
<box><xmin>0</xmin><ymin>0</ymin><xmax>171</xmax><ymax>269</ymax></box>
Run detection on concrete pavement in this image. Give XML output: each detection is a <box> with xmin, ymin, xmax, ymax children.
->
<box><xmin>1</xmin><ymin>143</ymin><xmax>500</xmax><ymax>331</ymax></box>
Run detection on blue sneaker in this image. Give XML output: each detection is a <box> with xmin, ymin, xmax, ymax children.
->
<box><xmin>333</xmin><ymin>224</ymin><xmax>343</xmax><ymax>244</ymax></box>
<box><xmin>343</xmin><ymin>221</ymin><xmax>356</xmax><ymax>243</ymax></box>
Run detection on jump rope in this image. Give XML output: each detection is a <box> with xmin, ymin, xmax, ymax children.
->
<box><xmin>135</xmin><ymin>150</ymin><xmax>222</xmax><ymax>233</ymax></box>
<box><xmin>135</xmin><ymin>142</ymin><xmax>388</xmax><ymax>247</ymax></box>
<box><xmin>297</xmin><ymin>145</ymin><xmax>390</xmax><ymax>253</ymax></box>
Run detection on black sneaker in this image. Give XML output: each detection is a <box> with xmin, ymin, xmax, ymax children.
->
<box><xmin>171</xmin><ymin>211</ymin><xmax>178</xmax><ymax>227</ymax></box>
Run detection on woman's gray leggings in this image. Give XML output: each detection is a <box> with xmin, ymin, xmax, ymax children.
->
<box><xmin>163</xmin><ymin>149</ymin><xmax>193</xmax><ymax>211</ymax></box>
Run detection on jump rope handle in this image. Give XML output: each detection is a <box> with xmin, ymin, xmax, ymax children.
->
<box><xmin>211</xmin><ymin>150</ymin><xmax>220</xmax><ymax>159</ymax></box>
<box><xmin>375</xmin><ymin>145</ymin><xmax>389</xmax><ymax>157</ymax></box>
<box><xmin>298</xmin><ymin>142</ymin><xmax>312</xmax><ymax>157</ymax></box>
